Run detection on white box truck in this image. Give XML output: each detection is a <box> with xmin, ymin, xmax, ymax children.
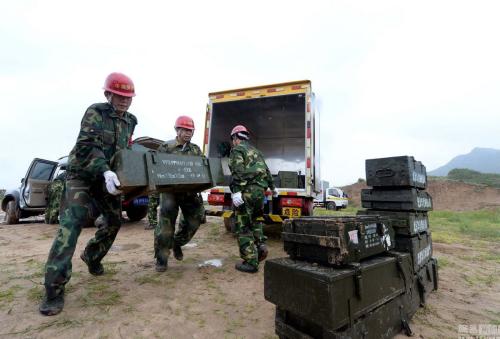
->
<box><xmin>202</xmin><ymin>80</ymin><xmax>321</xmax><ymax>231</ymax></box>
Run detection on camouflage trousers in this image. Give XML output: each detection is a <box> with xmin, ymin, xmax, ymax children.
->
<box><xmin>44</xmin><ymin>178</ymin><xmax>122</xmax><ymax>292</ymax></box>
<box><xmin>154</xmin><ymin>192</ymin><xmax>205</xmax><ymax>263</ymax></box>
<box><xmin>44</xmin><ymin>180</ymin><xmax>64</xmax><ymax>224</ymax></box>
<box><xmin>234</xmin><ymin>186</ymin><xmax>267</xmax><ymax>268</ymax></box>
<box><xmin>147</xmin><ymin>192</ymin><xmax>159</xmax><ymax>226</ymax></box>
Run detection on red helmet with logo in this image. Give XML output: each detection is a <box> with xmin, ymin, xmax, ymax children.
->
<box><xmin>231</xmin><ymin>125</ymin><xmax>249</xmax><ymax>136</ymax></box>
<box><xmin>103</xmin><ymin>72</ymin><xmax>136</xmax><ymax>97</ymax></box>
<box><xmin>175</xmin><ymin>116</ymin><xmax>195</xmax><ymax>130</ymax></box>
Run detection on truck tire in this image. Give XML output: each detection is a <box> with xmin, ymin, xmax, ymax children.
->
<box><xmin>126</xmin><ymin>205</ymin><xmax>148</xmax><ymax>222</ymax></box>
<box><xmin>326</xmin><ymin>202</ymin><xmax>336</xmax><ymax>211</ymax></box>
<box><xmin>224</xmin><ymin>216</ymin><xmax>236</xmax><ymax>233</ymax></box>
<box><xmin>5</xmin><ymin>200</ymin><xmax>20</xmax><ymax>224</ymax></box>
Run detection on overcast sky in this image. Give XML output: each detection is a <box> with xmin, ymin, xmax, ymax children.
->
<box><xmin>1</xmin><ymin>0</ymin><xmax>499</xmax><ymax>189</ymax></box>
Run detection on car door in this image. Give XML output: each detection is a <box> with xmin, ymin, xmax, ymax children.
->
<box><xmin>21</xmin><ymin>158</ymin><xmax>58</xmax><ymax>208</ymax></box>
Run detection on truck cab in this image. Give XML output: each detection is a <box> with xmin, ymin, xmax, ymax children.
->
<box><xmin>202</xmin><ymin>81</ymin><xmax>321</xmax><ymax>231</ymax></box>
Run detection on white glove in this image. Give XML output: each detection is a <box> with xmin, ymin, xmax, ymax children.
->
<box><xmin>272</xmin><ymin>189</ymin><xmax>279</xmax><ymax>198</ymax></box>
<box><xmin>232</xmin><ymin>191</ymin><xmax>244</xmax><ymax>207</ymax></box>
<box><xmin>104</xmin><ymin>170</ymin><xmax>122</xmax><ymax>195</ymax></box>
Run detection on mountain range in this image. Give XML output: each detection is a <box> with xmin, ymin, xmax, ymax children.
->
<box><xmin>429</xmin><ymin>147</ymin><xmax>500</xmax><ymax>176</ymax></box>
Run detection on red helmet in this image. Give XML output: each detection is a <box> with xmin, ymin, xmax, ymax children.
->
<box><xmin>175</xmin><ymin>116</ymin><xmax>195</xmax><ymax>130</ymax></box>
<box><xmin>103</xmin><ymin>72</ymin><xmax>136</xmax><ymax>97</ymax></box>
<box><xmin>231</xmin><ymin>125</ymin><xmax>249</xmax><ymax>136</ymax></box>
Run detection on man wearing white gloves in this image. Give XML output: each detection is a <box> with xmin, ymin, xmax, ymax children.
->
<box><xmin>228</xmin><ymin>125</ymin><xmax>277</xmax><ymax>273</ymax></box>
<box><xmin>40</xmin><ymin>73</ymin><xmax>138</xmax><ymax>316</ymax></box>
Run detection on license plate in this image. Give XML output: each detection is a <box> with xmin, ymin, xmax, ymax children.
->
<box><xmin>133</xmin><ymin>197</ymin><xmax>149</xmax><ymax>206</ymax></box>
<box><xmin>282</xmin><ymin>207</ymin><xmax>301</xmax><ymax>218</ymax></box>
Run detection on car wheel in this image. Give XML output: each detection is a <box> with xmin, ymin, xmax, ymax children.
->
<box><xmin>326</xmin><ymin>202</ymin><xmax>336</xmax><ymax>211</ymax></box>
<box><xmin>5</xmin><ymin>200</ymin><xmax>20</xmax><ymax>224</ymax></box>
<box><xmin>126</xmin><ymin>205</ymin><xmax>148</xmax><ymax>222</ymax></box>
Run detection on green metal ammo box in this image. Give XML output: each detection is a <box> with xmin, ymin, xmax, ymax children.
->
<box><xmin>365</xmin><ymin>155</ymin><xmax>427</xmax><ymax>189</ymax></box>
<box><xmin>357</xmin><ymin>210</ymin><xmax>429</xmax><ymax>236</ymax></box>
<box><xmin>275</xmin><ymin>292</ymin><xmax>414</xmax><ymax>339</ymax></box>
<box><xmin>361</xmin><ymin>188</ymin><xmax>433</xmax><ymax>212</ymax></box>
<box><xmin>111</xmin><ymin>149</ymin><xmax>224</xmax><ymax>198</ymax></box>
<box><xmin>278</xmin><ymin>171</ymin><xmax>299</xmax><ymax>188</ymax></box>
<box><xmin>282</xmin><ymin>216</ymin><xmax>395</xmax><ymax>266</ymax></box>
<box><xmin>393</xmin><ymin>232</ymin><xmax>433</xmax><ymax>273</ymax></box>
<box><xmin>264</xmin><ymin>253</ymin><xmax>413</xmax><ymax>332</ymax></box>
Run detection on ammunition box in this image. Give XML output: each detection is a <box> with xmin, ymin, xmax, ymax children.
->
<box><xmin>282</xmin><ymin>216</ymin><xmax>395</xmax><ymax>266</ymax></box>
<box><xmin>111</xmin><ymin>149</ymin><xmax>224</xmax><ymax>196</ymax></box>
<box><xmin>366</xmin><ymin>156</ymin><xmax>427</xmax><ymax>189</ymax></box>
<box><xmin>264</xmin><ymin>253</ymin><xmax>412</xmax><ymax>331</ymax></box>
<box><xmin>275</xmin><ymin>292</ymin><xmax>414</xmax><ymax>339</ymax></box>
<box><xmin>279</xmin><ymin>171</ymin><xmax>299</xmax><ymax>189</ymax></box>
<box><xmin>361</xmin><ymin>188</ymin><xmax>433</xmax><ymax>211</ymax></box>
<box><xmin>415</xmin><ymin>257</ymin><xmax>438</xmax><ymax>305</ymax></box>
<box><xmin>394</xmin><ymin>232</ymin><xmax>433</xmax><ymax>273</ymax></box>
<box><xmin>357</xmin><ymin>210</ymin><xmax>429</xmax><ymax>236</ymax></box>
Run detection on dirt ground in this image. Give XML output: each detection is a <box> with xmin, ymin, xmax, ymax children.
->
<box><xmin>0</xmin><ymin>213</ymin><xmax>499</xmax><ymax>339</ymax></box>
<box><xmin>343</xmin><ymin>179</ymin><xmax>500</xmax><ymax>211</ymax></box>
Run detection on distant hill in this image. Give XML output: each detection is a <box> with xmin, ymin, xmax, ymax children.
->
<box><xmin>429</xmin><ymin>147</ymin><xmax>500</xmax><ymax>176</ymax></box>
<box><xmin>447</xmin><ymin>168</ymin><xmax>500</xmax><ymax>188</ymax></box>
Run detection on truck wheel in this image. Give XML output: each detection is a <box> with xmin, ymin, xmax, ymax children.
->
<box><xmin>326</xmin><ymin>202</ymin><xmax>336</xmax><ymax>211</ymax></box>
<box><xmin>5</xmin><ymin>200</ymin><xmax>20</xmax><ymax>224</ymax></box>
<box><xmin>224</xmin><ymin>216</ymin><xmax>236</xmax><ymax>233</ymax></box>
<box><xmin>126</xmin><ymin>205</ymin><xmax>148</xmax><ymax>222</ymax></box>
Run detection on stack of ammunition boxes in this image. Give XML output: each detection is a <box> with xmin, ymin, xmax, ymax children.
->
<box><xmin>265</xmin><ymin>216</ymin><xmax>416</xmax><ymax>338</ymax></box>
<box><xmin>359</xmin><ymin>155</ymin><xmax>438</xmax><ymax>313</ymax></box>
<box><xmin>264</xmin><ymin>156</ymin><xmax>438</xmax><ymax>338</ymax></box>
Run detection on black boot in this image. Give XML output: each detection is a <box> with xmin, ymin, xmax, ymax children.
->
<box><xmin>80</xmin><ymin>253</ymin><xmax>104</xmax><ymax>276</ymax></box>
<box><xmin>39</xmin><ymin>287</ymin><xmax>64</xmax><ymax>316</ymax></box>
<box><xmin>173</xmin><ymin>244</ymin><xmax>183</xmax><ymax>261</ymax></box>
<box><xmin>235</xmin><ymin>261</ymin><xmax>258</xmax><ymax>273</ymax></box>
<box><xmin>155</xmin><ymin>258</ymin><xmax>168</xmax><ymax>272</ymax></box>
<box><xmin>257</xmin><ymin>244</ymin><xmax>268</xmax><ymax>262</ymax></box>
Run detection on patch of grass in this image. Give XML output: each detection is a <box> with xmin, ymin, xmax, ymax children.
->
<box><xmin>4</xmin><ymin>318</ymin><xmax>83</xmax><ymax>335</ymax></box>
<box><xmin>436</xmin><ymin>256</ymin><xmax>449</xmax><ymax>269</ymax></box>
<box><xmin>0</xmin><ymin>285</ymin><xmax>22</xmax><ymax>307</ymax></box>
<box><xmin>430</xmin><ymin>209</ymin><xmax>500</xmax><ymax>242</ymax></box>
<box><xmin>208</xmin><ymin>222</ymin><xmax>221</xmax><ymax>239</ymax></box>
<box><xmin>313</xmin><ymin>206</ymin><xmax>359</xmax><ymax>217</ymax></box>
<box><xmin>79</xmin><ymin>282</ymin><xmax>122</xmax><ymax>307</ymax></box>
<box><xmin>18</xmin><ymin>259</ymin><xmax>45</xmax><ymax>280</ymax></box>
<box><xmin>135</xmin><ymin>273</ymin><xmax>162</xmax><ymax>285</ymax></box>
<box><xmin>27</xmin><ymin>286</ymin><xmax>44</xmax><ymax>302</ymax></box>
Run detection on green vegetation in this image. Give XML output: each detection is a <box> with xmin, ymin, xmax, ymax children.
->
<box><xmin>0</xmin><ymin>189</ymin><xmax>5</xmax><ymax>201</ymax></box>
<box><xmin>430</xmin><ymin>209</ymin><xmax>500</xmax><ymax>242</ymax></box>
<box><xmin>313</xmin><ymin>206</ymin><xmax>358</xmax><ymax>217</ymax></box>
<box><xmin>447</xmin><ymin>168</ymin><xmax>500</xmax><ymax>188</ymax></box>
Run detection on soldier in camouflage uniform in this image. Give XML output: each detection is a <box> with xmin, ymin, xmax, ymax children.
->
<box><xmin>228</xmin><ymin>125</ymin><xmax>277</xmax><ymax>273</ymax></box>
<box><xmin>154</xmin><ymin>115</ymin><xmax>205</xmax><ymax>272</ymax></box>
<box><xmin>39</xmin><ymin>73</ymin><xmax>138</xmax><ymax>316</ymax></box>
<box><xmin>44</xmin><ymin>172</ymin><xmax>67</xmax><ymax>224</ymax></box>
<box><xmin>145</xmin><ymin>192</ymin><xmax>159</xmax><ymax>230</ymax></box>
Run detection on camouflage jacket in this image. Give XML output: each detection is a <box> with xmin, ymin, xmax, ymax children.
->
<box><xmin>67</xmin><ymin>102</ymin><xmax>137</xmax><ymax>179</ymax></box>
<box><xmin>158</xmin><ymin>138</ymin><xmax>202</xmax><ymax>156</ymax></box>
<box><xmin>228</xmin><ymin>140</ymin><xmax>274</xmax><ymax>193</ymax></box>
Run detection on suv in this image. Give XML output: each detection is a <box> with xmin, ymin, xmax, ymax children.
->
<box><xmin>1</xmin><ymin>156</ymin><xmax>149</xmax><ymax>225</ymax></box>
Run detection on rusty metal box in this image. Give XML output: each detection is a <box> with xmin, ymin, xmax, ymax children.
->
<box><xmin>357</xmin><ymin>210</ymin><xmax>429</xmax><ymax>236</ymax></box>
<box><xmin>282</xmin><ymin>216</ymin><xmax>395</xmax><ymax>266</ymax></box>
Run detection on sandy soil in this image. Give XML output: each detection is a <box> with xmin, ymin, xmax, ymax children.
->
<box><xmin>0</xmin><ymin>214</ymin><xmax>499</xmax><ymax>338</ymax></box>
